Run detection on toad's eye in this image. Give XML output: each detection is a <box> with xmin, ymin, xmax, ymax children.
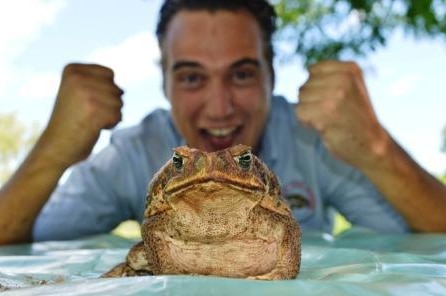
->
<box><xmin>237</xmin><ymin>151</ymin><xmax>252</xmax><ymax>171</ymax></box>
<box><xmin>172</xmin><ymin>152</ymin><xmax>184</xmax><ymax>171</ymax></box>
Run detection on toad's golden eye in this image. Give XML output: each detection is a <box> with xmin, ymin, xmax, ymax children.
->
<box><xmin>237</xmin><ymin>151</ymin><xmax>252</xmax><ymax>171</ymax></box>
<box><xmin>172</xmin><ymin>152</ymin><xmax>184</xmax><ymax>171</ymax></box>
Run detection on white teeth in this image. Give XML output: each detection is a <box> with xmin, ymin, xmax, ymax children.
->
<box><xmin>207</xmin><ymin>127</ymin><xmax>237</xmax><ymax>137</ymax></box>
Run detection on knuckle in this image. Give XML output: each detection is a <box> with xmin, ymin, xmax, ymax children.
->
<box><xmin>333</xmin><ymin>73</ymin><xmax>354</xmax><ymax>96</ymax></box>
<box><xmin>67</xmin><ymin>72</ymin><xmax>86</xmax><ymax>86</ymax></box>
<box><xmin>104</xmin><ymin>112</ymin><xmax>122</xmax><ymax>129</ymax></box>
<box><xmin>93</xmin><ymin>64</ymin><xmax>115</xmax><ymax>78</ymax></box>
<box><xmin>63</xmin><ymin>63</ymin><xmax>76</xmax><ymax>74</ymax></box>
<box><xmin>104</xmin><ymin>67</ymin><xmax>115</xmax><ymax>78</ymax></box>
<box><xmin>63</xmin><ymin>68</ymin><xmax>88</xmax><ymax>87</ymax></box>
<box><xmin>323</xmin><ymin>99</ymin><xmax>339</xmax><ymax>114</ymax></box>
<box><xmin>76</xmin><ymin>85</ymin><xmax>95</xmax><ymax>101</ymax></box>
<box><xmin>307</xmin><ymin>63</ymin><xmax>317</xmax><ymax>73</ymax></box>
<box><xmin>117</xmin><ymin>97</ymin><xmax>124</xmax><ymax>109</ymax></box>
<box><xmin>63</xmin><ymin>63</ymin><xmax>84</xmax><ymax>77</ymax></box>
<box><xmin>345</xmin><ymin>61</ymin><xmax>362</xmax><ymax>76</ymax></box>
<box><xmin>116</xmin><ymin>110</ymin><xmax>123</xmax><ymax>122</ymax></box>
<box><xmin>114</xmin><ymin>85</ymin><xmax>125</xmax><ymax>97</ymax></box>
<box><xmin>297</xmin><ymin>85</ymin><xmax>306</xmax><ymax>98</ymax></box>
<box><xmin>83</xmin><ymin>98</ymin><xmax>98</xmax><ymax>117</ymax></box>
<box><xmin>295</xmin><ymin>103</ymin><xmax>307</xmax><ymax>118</ymax></box>
<box><xmin>333</xmin><ymin>84</ymin><xmax>347</xmax><ymax>100</ymax></box>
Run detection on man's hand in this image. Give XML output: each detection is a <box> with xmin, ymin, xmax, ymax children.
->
<box><xmin>296</xmin><ymin>60</ymin><xmax>389</xmax><ymax>170</ymax></box>
<box><xmin>41</xmin><ymin>63</ymin><xmax>124</xmax><ymax>168</ymax></box>
<box><xmin>296</xmin><ymin>60</ymin><xmax>446</xmax><ymax>232</ymax></box>
<box><xmin>0</xmin><ymin>63</ymin><xmax>123</xmax><ymax>244</ymax></box>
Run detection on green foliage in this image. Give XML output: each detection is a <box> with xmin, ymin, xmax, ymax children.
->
<box><xmin>0</xmin><ymin>113</ymin><xmax>39</xmax><ymax>184</ymax></box>
<box><xmin>112</xmin><ymin>220</ymin><xmax>142</xmax><ymax>239</ymax></box>
<box><xmin>273</xmin><ymin>0</ymin><xmax>446</xmax><ymax>66</ymax></box>
<box><xmin>333</xmin><ymin>213</ymin><xmax>351</xmax><ymax>235</ymax></box>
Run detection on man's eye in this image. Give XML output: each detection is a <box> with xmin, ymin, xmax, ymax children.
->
<box><xmin>232</xmin><ymin>70</ymin><xmax>256</xmax><ymax>85</ymax></box>
<box><xmin>178</xmin><ymin>73</ymin><xmax>204</xmax><ymax>88</ymax></box>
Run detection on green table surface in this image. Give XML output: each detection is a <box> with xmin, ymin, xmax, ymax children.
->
<box><xmin>0</xmin><ymin>227</ymin><xmax>445</xmax><ymax>295</ymax></box>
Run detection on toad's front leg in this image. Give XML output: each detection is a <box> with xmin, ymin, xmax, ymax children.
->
<box><xmin>102</xmin><ymin>241</ymin><xmax>153</xmax><ymax>277</ymax></box>
<box><xmin>248</xmin><ymin>210</ymin><xmax>301</xmax><ymax>280</ymax></box>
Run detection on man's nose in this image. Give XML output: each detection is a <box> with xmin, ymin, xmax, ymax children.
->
<box><xmin>204</xmin><ymin>80</ymin><xmax>235</xmax><ymax>119</ymax></box>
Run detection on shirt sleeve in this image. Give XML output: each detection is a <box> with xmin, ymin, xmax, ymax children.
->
<box><xmin>33</xmin><ymin>142</ymin><xmax>142</xmax><ymax>241</ymax></box>
<box><xmin>318</xmin><ymin>144</ymin><xmax>409</xmax><ymax>233</ymax></box>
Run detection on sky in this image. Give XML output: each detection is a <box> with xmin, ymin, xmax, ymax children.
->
<box><xmin>1</xmin><ymin>0</ymin><xmax>445</xmax><ymax>176</ymax></box>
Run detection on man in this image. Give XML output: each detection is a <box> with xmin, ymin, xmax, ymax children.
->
<box><xmin>1</xmin><ymin>0</ymin><xmax>445</xmax><ymax>244</ymax></box>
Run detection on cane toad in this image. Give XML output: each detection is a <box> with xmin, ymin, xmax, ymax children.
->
<box><xmin>103</xmin><ymin>144</ymin><xmax>301</xmax><ymax>280</ymax></box>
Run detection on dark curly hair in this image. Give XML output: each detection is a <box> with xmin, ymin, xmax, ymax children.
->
<box><xmin>156</xmin><ymin>0</ymin><xmax>277</xmax><ymax>86</ymax></box>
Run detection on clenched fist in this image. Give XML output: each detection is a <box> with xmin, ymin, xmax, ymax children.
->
<box><xmin>296</xmin><ymin>60</ymin><xmax>390</xmax><ymax>170</ymax></box>
<box><xmin>41</xmin><ymin>63</ymin><xmax>124</xmax><ymax>168</ymax></box>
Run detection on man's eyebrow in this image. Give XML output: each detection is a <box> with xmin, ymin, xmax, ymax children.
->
<box><xmin>230</xmin><ymin>58</ymin><xmax>260</xmax><ymax>69</ymax></box>
<box><xmin>172</xmin><ymin>60</ymin><xmax>203</xmax><ymax>71</ymax></box>
<box><xmin>171</xmin><ymin>58</ymin><xmax>260</xmax><ymax>71</ymax></box>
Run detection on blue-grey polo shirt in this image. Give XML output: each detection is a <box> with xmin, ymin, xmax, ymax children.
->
<box><xmin>33</xmin><ymin>96</ymin><xmax>408</xmax><ymax>241</ymax></box>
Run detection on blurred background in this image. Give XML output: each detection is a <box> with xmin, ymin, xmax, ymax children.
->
<box><xmin>0</xmin><ymin>1</ymin><xmax>445</xmax><ymax>236</ymax></box>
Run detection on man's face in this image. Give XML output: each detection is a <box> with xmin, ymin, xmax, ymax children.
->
<box><xmin>162</xmin><ymin>10</ymin><xmax>272</xmax><ymax>152</ymax></box>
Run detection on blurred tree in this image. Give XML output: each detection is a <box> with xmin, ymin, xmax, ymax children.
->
<box><xmin>273</xmin><ymin>0</ymin><xmax>446</xmax><ymax>66</ymax></box>
<box><xmin>0</xmin><ymin>113</ymin><xmax>39</xmax><ymax>184</ymax></box>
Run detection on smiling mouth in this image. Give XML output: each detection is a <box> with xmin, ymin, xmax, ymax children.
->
<box><xmin>206</xmin><ymin>127</ymin><xmax>238</xmax><ymax>137</ymax></box>
<box><xmin>200</xmin><ymin>126</ymin><xmax>242</xmax><ymax>151</ymax></box>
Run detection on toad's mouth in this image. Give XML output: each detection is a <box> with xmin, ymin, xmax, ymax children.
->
<box><xmin>199</xmin><ymin>126</ymin><xmax>243</xmax><ymax>151</ymax></box>
<box><xmin>164</xmin><ymin>177</ymin><xmax>265</xmax><ymax>197</ymax></box>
